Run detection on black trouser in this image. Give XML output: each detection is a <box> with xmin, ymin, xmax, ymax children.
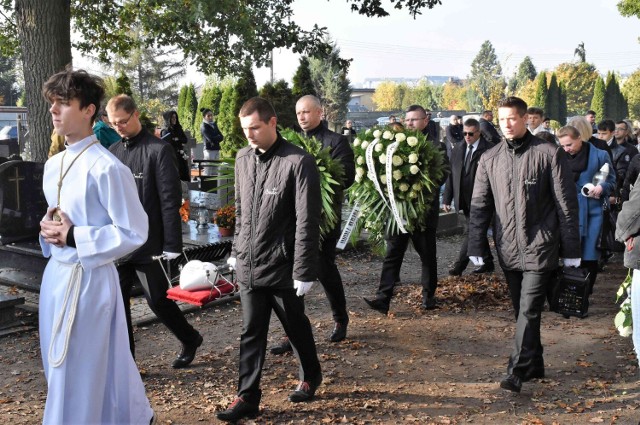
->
<box><xmin>454</xmin><ymin>213</ymin><xmax>494</xmax><ymax>269</ymax></box>
<box><xmin>376</xmin><ymin>225</ymin><xmax>438</xmax><ymax>305</ymax></box>
<box><xmin>238</xmin><ymin>285</ymin><xmax>321</xmax><ymax>405</ymax></box>
<box><xmin>118</xmin><ymin>261</ymin><xmax>201</xmax><ymax>357</ymax></box>
<box><xmin>317</xmin><ymin>236</ymin><xmax>349</xmax><ymax>324</ymax></box>
<box><xmin>503</xmin><ymin>269</ymin><xmax>554</xmax><ymax>377</ymax></box>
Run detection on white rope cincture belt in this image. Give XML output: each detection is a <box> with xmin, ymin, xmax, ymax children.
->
<box><xmin>48</xmin><ymin>262</ymin><xmax>83</xmax><ymax>368</ymax></box>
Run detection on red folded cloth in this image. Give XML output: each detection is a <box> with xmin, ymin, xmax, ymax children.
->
<box><xmin>166</xmin><ymin>280</ymin><xmax>238</xmax><ymax>306</ymax></box>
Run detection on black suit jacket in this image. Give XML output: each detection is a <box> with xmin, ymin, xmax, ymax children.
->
<box><xmin>443</xmin><ymin>137</ymin><xmax>494</xmax><ymax>214</ymax></box>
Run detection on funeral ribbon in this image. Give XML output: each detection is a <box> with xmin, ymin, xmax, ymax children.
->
<box><xmin>336</xmin><ymin>203</ymin><xmax>360</xmax><ymax>250</ymax></box>
<box><xmin>365</xmin><ymin>139</ymin><xmax>390</xmax><ymax>209</ymax></box>
<box><xmin>48</xmin><ymin>262</ymin><xmax>83</xmax><ymax>367</ymax></box>
<box><xmin>385</xmin><ymin>142</ymin><xmax>408</xmax><ymax>234</ymax></box>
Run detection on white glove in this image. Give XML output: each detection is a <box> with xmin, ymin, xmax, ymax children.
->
<box><xmin>563</xmin><ymin>258</ymin><xmax>581</xmax><ymax>268</ymax></box>
<box><xmin>162</xmin><ymin>251</ymin><xmax>181</xmax><ymax>260</ymax></box>
<box><xmin>469</xmin><ymin>256</ymin><xmax>484</xmax><ymax>266</ymax></box>
<box><xmin>226</xmin><ymin>257</ymin><xmax>236</xmax><ymax>270</ymax></box>
<box><xmin>293</xmin><ymin>280</ymin><xmax>314</xmax><ymax>297</ymax></box>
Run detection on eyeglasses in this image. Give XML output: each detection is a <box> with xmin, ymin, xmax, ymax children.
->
<box><xmin>462</xmin><ymin>132</ymin><xmax>476</xmax><ymax>136</ymax></box>
<box><xmin>108</xmin><ymin>112</ymin><xmax>135</xmax><ymax>128</ymax></box>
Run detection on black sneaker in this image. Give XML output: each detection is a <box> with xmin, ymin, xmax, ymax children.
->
<box><xmin>500</xmin><ymin>374</ymin><xmax>522</xmax><ymax>393</ymax></box>
<box><xmin>216</xmin><ymin>397</ymin><xmax>259</xmax><ymax>423</ymax></box>
<box><xmin>288</xmin><ymin>374</ymin><xmax>322</xmax><ymax>403</ymax></box>
<box><xmin>269</xmin><ymin>337</ymin><xmax>293</xmax><ymax>355</ymax></box>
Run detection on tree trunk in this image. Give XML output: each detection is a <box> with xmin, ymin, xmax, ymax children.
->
<box><xmin>15</xmin><ymin>0</ymin><xmax>72</xmax><ymax>163</ymax></box>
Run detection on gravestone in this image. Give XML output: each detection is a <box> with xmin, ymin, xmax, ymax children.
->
<box><xmin>0</xmin><ymin>160</ymin><xmax>48</xmax><ymax>245</ymax></box>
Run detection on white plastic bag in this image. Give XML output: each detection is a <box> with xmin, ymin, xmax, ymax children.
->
<box><xmin>179</xmin><ymin>260</ymin><xmax>219</xmax><ymax>291</ymax></box>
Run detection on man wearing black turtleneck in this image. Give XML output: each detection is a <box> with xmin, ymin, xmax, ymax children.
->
<box><xmin>468</xmin><ymin>96</ymin><xmax>581</xmax><ymax>394</ymax></box>
<box><xmin>107</xmin><ymin>94</ymin><xmax>203</xmax><ymax>369</ymax></box>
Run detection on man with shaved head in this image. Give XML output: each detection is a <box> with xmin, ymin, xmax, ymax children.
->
<box><xmin>270</xmin><ymin>95</ymin><xmax>355</xmax><ymax>354</ymax></box>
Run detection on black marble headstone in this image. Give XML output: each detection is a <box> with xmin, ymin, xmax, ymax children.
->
<box><xmin>0</xmin><ymin>160</ymin><xmax>47</xmax><ymax>244</ymax></box>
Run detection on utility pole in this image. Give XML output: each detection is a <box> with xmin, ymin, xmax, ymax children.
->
<box><xmin>270</xmin><ymin>50</ymin><xmax>274</xmax><ymax>84</ymax></box>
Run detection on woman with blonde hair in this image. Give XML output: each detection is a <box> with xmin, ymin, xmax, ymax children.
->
<box><xmin>567</xmin><ymin>116</ymin><xmax>612</xmax><ymax>161</ymax></box>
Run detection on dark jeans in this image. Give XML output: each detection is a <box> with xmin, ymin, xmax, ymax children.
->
<box><xmin>503</xmin><ymin>269</ymin><xmax>555</xmax><ymax>377</ymax></box>
<box><xmin>376</xmin><ymin>226</ymin><xmax>438</xmax><ymax>305</ymax></box>
<box><xmin>317</xmin><ymin>236</ymin><xmax>349</xmax><ymax>324</ymax></box>
<box><xmin>454</xmin><ymin>213</ymin><xmax>494</xmax><ymax>268</ymax></box>
<box><xmin>238</xmin><ymin>285</ymin><xmax>321</xmax><ymax>405</ymax></box>
<box><xmin>118</xmin><ymin>261</ymin><xmax>201</xmax><ymax>357</ymax></box>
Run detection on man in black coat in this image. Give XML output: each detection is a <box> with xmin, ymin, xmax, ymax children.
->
<box><xmin>479</xmin><ymin>110</ymin><xmax>501</xmax><ymax>144</ymax></box>
<box><xmin>468</xmin><ymin>96</ymin><xmax>581</xmax><ymax>394</ymax></box>
<box><xmin>442</xmin><ymin>118</ymin><xmax>494</xmax><ymax>276</ymax></box>
<box><xmin>107</xmin><ymin>95</ymin><xmax>203</xmax><ymax>368</ymax></box>
<box><xmin>445</xmin><ymin>115</ymin><xmax>463</xmax><ymax>158</ymax></box>
<box><xmin>364</xmin><ymin>104</ymin><xmax>450</xmax><ymax>313</ymax></box>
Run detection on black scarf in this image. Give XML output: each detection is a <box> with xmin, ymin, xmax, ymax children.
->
<box><xmin>566</xmin><ymin>142</ymin><xmax>590</xmax><ymax>182</ymax></box>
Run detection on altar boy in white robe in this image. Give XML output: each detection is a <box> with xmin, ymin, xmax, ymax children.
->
<box><xmin>38</xmin><ymin>68</ymin><xmax>155</xmax><ymax>425</ymax></box>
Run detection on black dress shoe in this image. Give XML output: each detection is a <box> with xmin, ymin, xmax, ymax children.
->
<box><xmin>522</xmin><ymin>368</ymin><xmax>545</xmax><ymax>382</ymax></box>
<box><xmin>448</xmin><ymin>263</ymin><xmax>465</xmax><ymax>276</ymax></box>
<box><xmin>500</xmin><ymin>374</ymin><xmax>522</xmax><ymax>393</ymax></box>
<box><xmin>216</xmin><ymin>397</ymin><xmax>260</xmax><ymax>422</ymax></box>
<box><xmin>269</xmin><ymin>337</ymin><xmax>293</xmax><ymax>355</ymax></box>
<box><xmin>329</xmin><ymin>322</ymin><xmax>348</xmax><ymax>342</ymax></box>
<box><xmin>288</xmin><ymin>374</ymin><xmax>322</xmax><ymax>402</ymax></box>
<box><xmin>172</xmin><ymin>334</ymin><xmax>203</xmax><ymax>368</ymax></box>
<box><xmin>363</xmin><ymin>297</ymin><xmax>389</xmax><ymax>315</ymax></box>
<box><xmin>472</xmin><ymin>263</ymin><xmax>495</xmax><ymax>274</ymax></box>
<box><xmin>421</xmin><ymin>296</ymin><xmax>437</xmax><ymax>310</ymax></box>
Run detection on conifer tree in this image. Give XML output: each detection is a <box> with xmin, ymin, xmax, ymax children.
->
<box><xmin>533</xmin><ymin>72</ymin><xmax>548</xmax><ymax>109</ymax></box>
<box><xmin>605</xmin><ymin>72</ymin><xmax>619</xmax><ymax>121</ymax></box>
<box><xmin>292</xmin><ymin>56</ymin><xmax>317</xmax><ymax>98</ymax></box>
<box><xmin>545</xmin><ymin>73</ymin><xmax>560</xmax><ymax>121</ymax></box>
<box><xmin>558</xmin><ymin>81</ymin><xmax>568</xmax><ymax>125</ymax></box>
<box><xmin>115</xmin><ymin>71</ymin><xmax>133</xmax><ymax>97</ymax></box>
<box><xmin>177</xmin><ymin>85</ymin><xmax>188</xmax><ymax>124</ymax></box>
<box><xmin>590</xmin><ymin>76</ymin><xmax>606</xmax><ymax>120</ymax></box>
<box><xmin>183</xmin><ymin>83</ymin><xmax>198</xmax><ymax>136</ymax></box>
<box><xmin>259</xmin><ymin>79</ymin><xmax>297</xmax><ymax>129</ymax></box>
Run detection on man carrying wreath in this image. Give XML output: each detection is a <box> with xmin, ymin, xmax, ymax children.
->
<box><xmin>364</xmin><ymin>104</ymin><xmax>450</xmax><ymax>313</ymax></box>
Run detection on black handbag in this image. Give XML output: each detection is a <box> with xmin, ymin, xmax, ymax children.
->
<box><xmin>550</xmin><ymin>266</ymin><xmax>591</xmax><ymax>319</ymax></box>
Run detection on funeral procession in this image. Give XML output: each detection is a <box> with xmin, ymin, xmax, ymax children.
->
<box><xmin>1</xmin><ymin>0</ymin><xmax>640</xmax><ymax>424</ymax></box>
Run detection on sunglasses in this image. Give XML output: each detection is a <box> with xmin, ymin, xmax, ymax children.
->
<box><xmin>462</xmin><ymin>132</ymin><xmax>476</xmax><ymax>136</ymax></box>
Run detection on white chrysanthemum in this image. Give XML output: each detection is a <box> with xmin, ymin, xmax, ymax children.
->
<box><xmin>412</xmin><ymin>182</ymin><xmax>422</xmax><ymax>191</ymax></box>
<box><xmin>373</xmin><ymin>129</ymin><xmax>382</xmax><ymax>138</ymax></box>
<box><xmin>618</xmin><ymin>325</ymin><xmax>633</xmax><ymax>337</ymax></box>
<box><xmin>353</xmin><ymin>138</ymin><xmax>360</xmax><ymax>147</ymax></box>
<box><xmin>361</xmin><ymin>141</ymin><xmax>369</xmax><ymax>149</ymax></box>
<box><xmin>356</xmin><ymin>156</ymin><xmax>365</xmax><ymax>165</ymax></box>
<box><xmin>392</xmin><ymin>155</ymin><xmax>403</xmax><ymax>166</ymax></box>
<box><xmin>393</xmin><ymin>170</ymin><xmax>403</xmax><ymax>180</ymax></box>
<box><xmin>355</xmin><ymin>174</ymin><xmax>363</xmax><ymax>183</ymax></box>
<box><xmin>365</xmin><ymin>129</ymin><xmax>371</xmax><ymax>134</ymax></box>
<box><xmin>407</xmin><ymin>136</ymin><xmax>418</xmax><ymax>147</ymax></box>
<box><xmin>356</xmin><ymin>167</ymin><xmax>366</xmax><ymax>177</ymax></box>
<box><xmin>399</xmin><ymin>183</ymin><xmax>409</xmax><ymax>192</ymax></box>
<box><xmin>380</xmin><ymin>174</ymin><xmax>387</xmax><ymax>184</ymax></box>
<box><xmin>382</xmin><ymin>131</ymin><xmax>393</xmax><ymax>140</ymax></box>
<box><xmin>409</xmin><ymin>191</ymin><xmax>418</xmax><ymax>199</ymax></box>
<box><xmin>408</xmin><ymin>153</ymin><xmax>419</xmax><ymax>164</ymax></box>
<box><xmin>410</xmin><ymin>165</ymin><xmax>420</xmax><ymax>175</ymax></box>
<box><xmin>375</xmin><ymin>143</ymin><xmax>384</xmax><ymax>152</ymax></box>
<box><xmin>379</xmin><ymin>153</ymin><xmax>387</xmax><ymax>164</ymax></box>
<box><xmin>395</xmin><ymin>133</ymin><xmax>406</xmax><ymax>142</ymax></box>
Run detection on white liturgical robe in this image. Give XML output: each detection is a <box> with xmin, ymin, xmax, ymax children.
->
<box><xmin>39</xmin><ymin>135</ymin><xmax>153</xmax><ymax>424</ymax></box>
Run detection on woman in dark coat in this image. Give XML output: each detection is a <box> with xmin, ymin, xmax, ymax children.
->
<box><xmin>161</xmin><ymin>110</ymin><xmax>190</xmax><ymax>182</ymax></box>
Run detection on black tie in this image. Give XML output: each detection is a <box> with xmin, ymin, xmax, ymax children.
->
<box><xmin>464</xmin><ymin>144</ymin><xmax>474</xmax><ymax>171</ymax></box>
